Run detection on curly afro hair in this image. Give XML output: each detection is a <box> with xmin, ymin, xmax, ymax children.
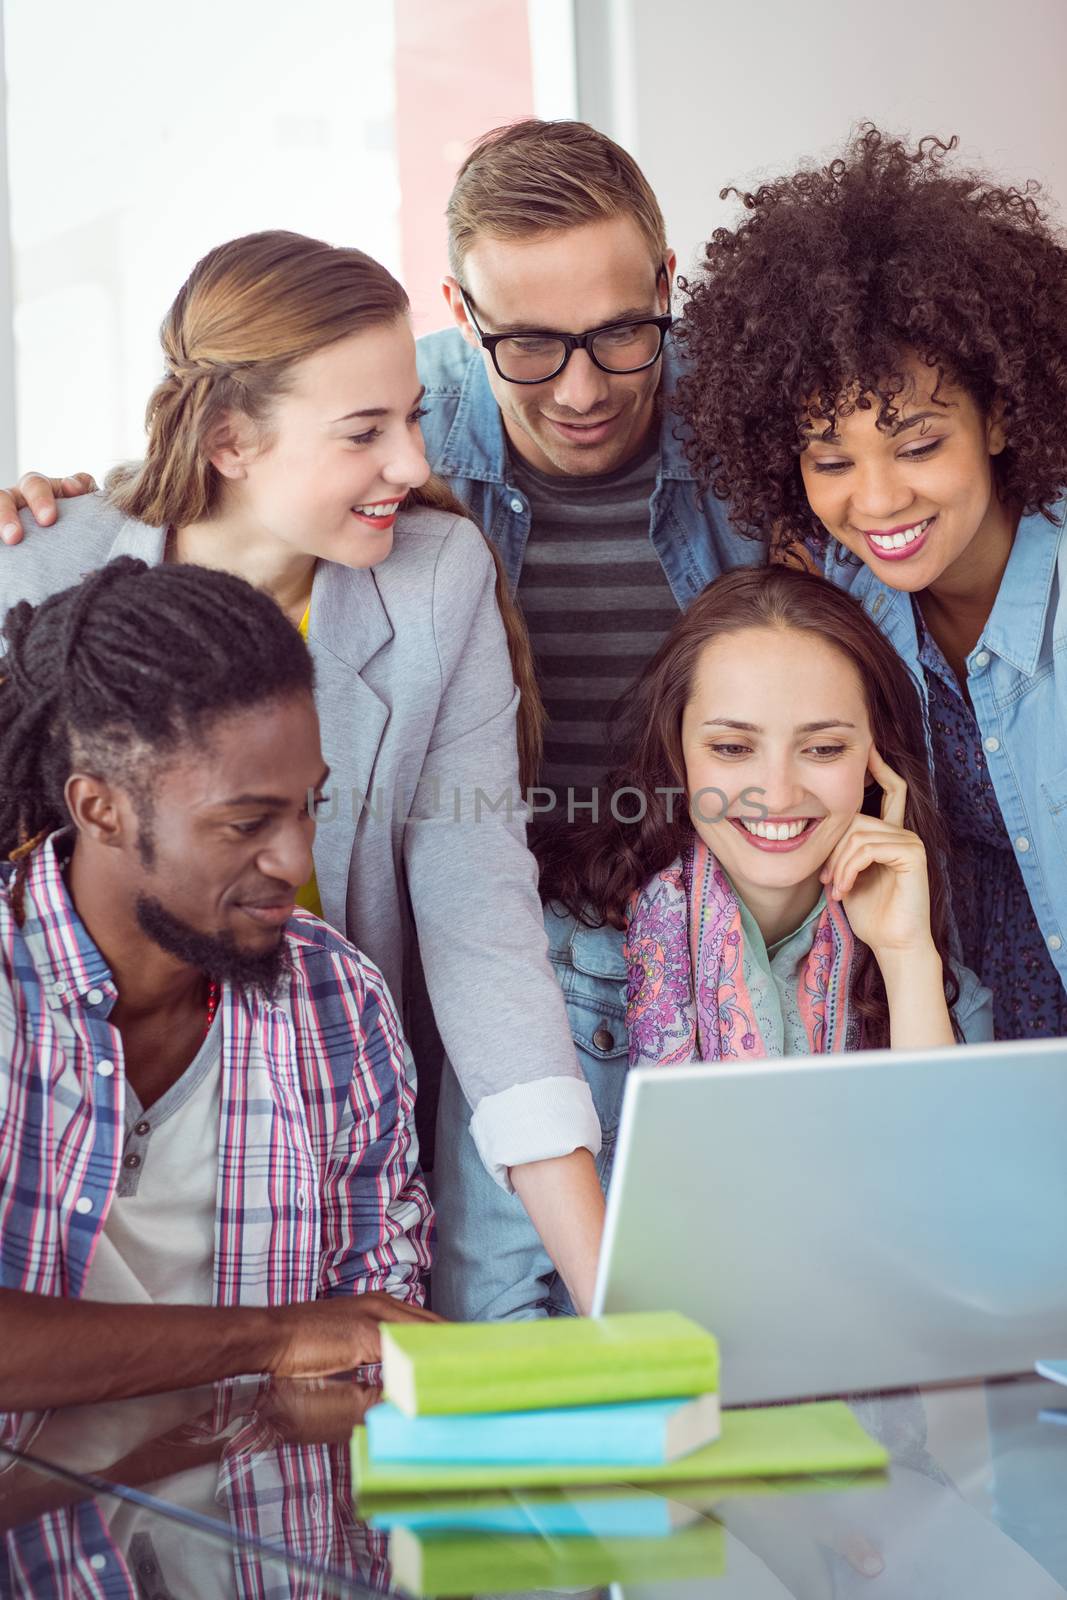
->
<box><xmin>673</xmin><ymin>125</ymin><xmax>1067</xmax><ymax>551</ymax></box>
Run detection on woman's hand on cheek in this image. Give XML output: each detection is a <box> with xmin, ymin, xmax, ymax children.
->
<box><xmin>819</xmin><ymin>748</ymin><xmax>936</xmax><ymax>960</ymax></box>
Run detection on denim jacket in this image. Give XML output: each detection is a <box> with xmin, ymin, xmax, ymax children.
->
<box><xmin>416</xmin><ymin>328</ymin><xmax>763</xmax><ymax>598</ymax></box>
<box><xmin>823</xmin><ymin>499</ymin><xmax>1067</xmax><ymax>993</ymax></box>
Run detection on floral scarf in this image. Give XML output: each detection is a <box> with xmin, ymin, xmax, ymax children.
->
<box><xmin>623</xmin><ymin>838</ymin><xmax>858</xmax><ymax>1066</ymax></box>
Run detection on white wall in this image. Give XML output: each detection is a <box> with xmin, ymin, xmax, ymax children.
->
<box><xmin>0</xmin><ymin>3</ymin><xmax>16</xmax><ymax>484</ymax></box>
<box><xmin>580</xmin><ymin>0</ymin><xmax>1067</xmax><ymax>277</ymax></box>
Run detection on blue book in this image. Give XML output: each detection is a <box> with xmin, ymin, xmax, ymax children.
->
<box><xmin>368</xmin><ymin>1486</ymin><xmax>698</xmax><ymax>1538</ymax></box>
<box><xmin>365</xmin><ymin>1392</ymin><xmax>720</xmax><ymax>1467</ymax></box>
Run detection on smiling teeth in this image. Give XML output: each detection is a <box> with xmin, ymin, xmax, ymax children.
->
<box><xmin>740</xmin><ymin>818</ymin><xmax>812</xmax><ymax>841</ymax></box>
<box><xmin>353</xmin><ymin>502</ymin><xmax>400</xmax><ymax>518</ymax></box>
<box><xmin>868</xmin><ymin>517</ymin><xmax>932</xmax><ymax>551</ymax></box>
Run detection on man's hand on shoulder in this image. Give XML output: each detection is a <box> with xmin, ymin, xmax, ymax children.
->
<box><xmin>0</xmin><ymin>472</ymin><xmax>97</xmax><ymax>544</ymax></box>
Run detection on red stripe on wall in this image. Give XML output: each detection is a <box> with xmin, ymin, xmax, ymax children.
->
<box><xmin>394</xmin><ymin>0</ymin><xmax>534</xmax><ymax>335</ymax></box>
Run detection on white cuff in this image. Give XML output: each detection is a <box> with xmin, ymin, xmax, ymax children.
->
<box><xmin>469</xmin><ymin>1076</ymin><xmax>603</xmax><ymax>1192</ymax></box>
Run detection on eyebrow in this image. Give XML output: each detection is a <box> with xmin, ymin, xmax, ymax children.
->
<box><xmin>330</xmin><ymin>387</ymin><xmax>425</xmax><ymax>424</ymax></box>
<box><xmin>218</xmin><ymin>765</ymin><xmax>332</xmax><ymax>808</ymax></box>
<box><xmin>806</xmin><ymin>408</ymin><xmax>947</xmax><ymax>447</ymax></box>
<box><xmin>489</xmin><ymin>305</ymin><xmax>660</xmax><ymax>337</ymax></box>
<box><xmin>702</xmin><ymin>719</ymin><xmax>856</xmax><ymax>734</ymax></box>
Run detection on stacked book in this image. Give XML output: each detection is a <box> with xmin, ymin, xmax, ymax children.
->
<box><xmin>352</xmin><ymin>1310</ymin><xmax>888</xmax><ymax>1497</ymax></box>
<box><xmin>366</xmin><ymin>1311</ymin><xmax>721</xmax><ymax>1477</ymax></box>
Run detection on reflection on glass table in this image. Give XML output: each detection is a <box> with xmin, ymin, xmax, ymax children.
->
<box><xmin>1</xmin><ymin>1372</ymin><xmax>1065</xmax><ymax>1599</ymax></box>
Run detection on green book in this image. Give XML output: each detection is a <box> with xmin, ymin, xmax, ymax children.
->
<box><xmin>352</xmin><ymin>1399</ymin><xmax>887</xmax><ymax>1493</ymax></box>
<box><xmin>385</xmin><ymin>1518</ymin><xmax>727</xmax><ymax>1597</ymax></box>
<box><xmin>380</xmin><ymin>1310</ymin><xmax>719</xmax><ymax>1417</ymax></box>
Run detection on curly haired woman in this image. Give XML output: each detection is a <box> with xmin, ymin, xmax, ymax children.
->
<box><xmin>674</xmin><ymin>126</ymin><xmax>1067</xmax><ymax>1040</ymax></box>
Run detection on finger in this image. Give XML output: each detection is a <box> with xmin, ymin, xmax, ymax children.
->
<box><xmin>821</xmin><ymin>814</ymin><xmax>913</xmax><ymax>885</ymax></box>
<box><xmin>837</xmin><ymin>1532</ymin><xmax>885</xmax><ymax>1578</ymax></box>
<box><xmin>16</xmin><ymin>472</ymin><xmax>62</xmax><ymax>527</ymax></box>
<box><xmin>59</xmin><ymin>471</ymin><xmax>97</xmax><ymax>497</ymax></box>
<box><xmin>830</xmin><ymin>835</ymin><xmax>921</xmax><ymax>897</ymax></box>
<box><xmin>370</xmin><ymin>1296</ymin><xmax>443</xmax><ymax>1324</ymax></box>
<box><xmin>868</xmin><ymin>745</ymin><xmax>907</xmax><ymax>829</ymax></box>
<box><xmin>819</xmin><ymin>817</ymin><xmax>863</xmax><ymax>885</ymax></box>
<box><xmin>0</xmin><ymin>497</ymin><xmax>25</xmax><ymax>545</ymax></box>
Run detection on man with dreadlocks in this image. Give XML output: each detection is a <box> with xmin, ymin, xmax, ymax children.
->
<box><xmin>0</xmin><ymin>556</ymin><xmax>434</xmax><ymax>1415</ymax></box>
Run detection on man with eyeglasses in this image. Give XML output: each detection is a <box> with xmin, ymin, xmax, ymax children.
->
<box><xmin>418</xmin><ymin>118</ymin><xmax>763</xmax><ymax>819</ymax></box>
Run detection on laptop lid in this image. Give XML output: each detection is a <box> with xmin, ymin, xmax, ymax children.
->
<box><xmin>593</xmin><ymin>1039</ymin><xmax>1067</xmax><ymax>1405</ymax></box>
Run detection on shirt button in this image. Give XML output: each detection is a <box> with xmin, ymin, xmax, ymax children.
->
<box><xmin>74</xmin><ymin>1195</ymin><xmax>93</xmax><ymax>1215</ymax></box>
<box><xmin>134</xmin><ymin>1119</ymin><xmax>150</xmax><ymax>1136</ymax></box>
<box><xmin>97</xmin><ymin>1059</ymin><xmax>115</xmax><ymax>1077</ymax></box>
<box><xmin>89</xmin><ymin>1553</ymin><xmax>107</xmax><ymax>1572</ymax></box>
<box><xmin>124</xmin><ymin>1152</ymin><xmax>141</xmax><ymax>1170</ymax></box>
<box><xmin>593</xmin><ymin>1025</ymin><xmax>615</xmax><ymax>1050</ymax></box>
<box><xmin>983</xmin><ymin>737</ymin><xmax>1000</xmax><ymax>754</ymax></box>
<box><xmin>871</xmin><ymin>596</ymin><xmax>885</xmax><ymax>618</ymax></box>
<box><xmin>296</xmin><ymin>1188</ymin><xmax>307</xmax><ymax>1211</ymax></box>
<box><xmin>1016</xmin><ymin>836</ymin><xmax>1030</xmax><ymax>853</ymax></box>
<box><xmin>1049</xmin><ymin>934</ymin><xmax>1063</xmax><ymax>952</ymax></box>
<box><xmin>973</xmin><ymin>650</ymin><xmax>991</xmax><ymax>668</ymax></box>
<box><xmin>509</xmin><ymin>497</ymin><xmax>524</xmax><ymax>514</ymax></box>
<box><xmin>85</xmin><ymin>987</ymin><xmax>104</xmax><ymax>1005</ymax></box>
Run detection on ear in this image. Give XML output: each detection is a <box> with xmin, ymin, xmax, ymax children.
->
<box><xmin>442</xmin><ymin>276</ymin><xmax>480</xmax><ymax>352</ymax></box>
<box><xmin>986</xmin><ymin>397</ymin><xmax>1007</xmax><ymax>457</ymax></box>
<box><xmin>206</xmin><ymin>407</ymin><xmax>260</xmax><ymax>481</ymax></box>
<box><xmin>661</xmin><ymin>248</ymin><xmax>678</xmax><ymax>308</ymax></box>
<box><xmin>65</xmin><ymin>773</ymin><xmax>127</xmax><ymax>847</ymax></box>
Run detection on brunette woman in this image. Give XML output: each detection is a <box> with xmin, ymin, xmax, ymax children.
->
<box><xmin>433</xmin><ymin>565</ymin><xmax>991</xmax><ymax>1321</ymax></box>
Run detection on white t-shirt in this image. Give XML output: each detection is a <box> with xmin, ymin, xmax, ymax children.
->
<box><xmin>83</xmin><ymin>1008</ymin><xmax>223</xmax><ymax>1308</ymax></box>
<box><xmin>78</xmin><ymin>1009</ymin><xmax>234</xmax><ymax>1594</ymax></box>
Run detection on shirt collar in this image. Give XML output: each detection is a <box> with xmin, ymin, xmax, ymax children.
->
<box><xmin>433</xmin><ymin>333</ymin><xmax>693</xmax><ymax>487</ymax></box>
<box><xmin>656</xmin><ymin>338</ymin><xmax>697</xmax><ymax>482</ymax></box>
<box><xmin>979</xmin><ymin>497</ymin><xmax>1066</xmax><ymax>676</ymax></box>
<box><xmin>13</xmin><ymin>829</ymin><xmax>296</xmax><ymax>1026</ymax></box>
<box><xmin>14</xmin><ymin>830</ymin><xmax>116</xmax><ymax>1012</ymax></box>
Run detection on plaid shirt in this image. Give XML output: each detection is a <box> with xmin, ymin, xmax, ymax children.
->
<box><xmin>0</xmin><ymin>832</ymin><xmax>433</xmax><ymax>1598</ymax></box>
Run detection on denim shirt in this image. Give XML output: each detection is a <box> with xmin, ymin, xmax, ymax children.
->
<box><xmin>416</xmin><ymin>327</ymin><xmax>764</xmax><ymax>599</ymax></box>
<box><xmin>822</xmin><ymin>499</ymin><xmax>1067</xmax><ymax>994</ymax></box>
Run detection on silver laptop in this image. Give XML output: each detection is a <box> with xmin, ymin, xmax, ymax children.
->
<box><xmin>592</xmin><ymin>1039</ymin><xmax>1067</xmax><ymax>1405</ymax></box>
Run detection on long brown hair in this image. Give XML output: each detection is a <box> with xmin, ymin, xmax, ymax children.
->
<box><xmin>107</xmin><ymin>229</ymin><xmax>542</xmax><ymax>785</ymax></box>
<box><xmin>537</xmin><ymin>565</ymin><xmax>959</xmax><ymax>1047</ymax></box>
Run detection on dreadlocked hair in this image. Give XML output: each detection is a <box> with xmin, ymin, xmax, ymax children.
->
<box><xmin>0</xmin><ymin>556</ymin><xmax>314</xmax><ymax>924</ymax></box>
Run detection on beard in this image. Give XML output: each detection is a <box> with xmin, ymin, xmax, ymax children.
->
<box><xmin>135</xmin><ymin>894</ymin><xmax>290</xmax><ymax>998</ymax></box>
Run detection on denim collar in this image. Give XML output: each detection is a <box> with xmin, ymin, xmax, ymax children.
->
<box><xmin>980</xmin><ymin>498</ymin><xmax>1066</xmax><ymax>676</ymax></box>
<box><xmin>434</xmin><ymin>335</ymin><xmax>696</xmax><ymax>488</ymax></box>
<box><xmin>826</xmin><ymin>495</ymin><xmax>1066</xmax><ymax>678</ymax></box>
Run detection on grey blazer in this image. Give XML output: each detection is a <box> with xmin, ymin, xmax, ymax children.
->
<box><xmin>1</xmin><ymin>496</ymin><xmax>599</xmax><ymax>1184</ymax></box>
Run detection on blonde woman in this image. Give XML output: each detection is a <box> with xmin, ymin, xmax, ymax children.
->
<box><xmin>0</xmin><ymin>231</ymin><xmax>604</xmax><ymax>1310</ymax></box>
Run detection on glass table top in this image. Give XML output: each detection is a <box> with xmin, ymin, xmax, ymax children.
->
<box><xmin>2</xmin><ymin>1371</ymin><xmax>1065</xmax><ymax>1598</ymax></box>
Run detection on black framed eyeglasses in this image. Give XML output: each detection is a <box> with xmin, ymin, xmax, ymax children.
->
<box><xmin>459</xmin><ymin>267</ymin><xmax>673</xmax><ymax>385</ymax></box>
